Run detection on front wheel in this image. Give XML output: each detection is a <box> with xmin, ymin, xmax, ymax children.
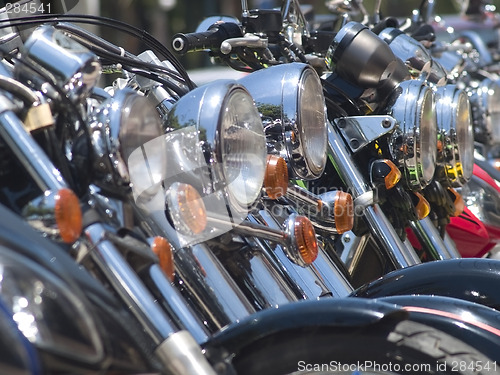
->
<box><xmin>231</xmin><ymin>320</ymin><xmax>496</xmax><ymax>375</ymax></box>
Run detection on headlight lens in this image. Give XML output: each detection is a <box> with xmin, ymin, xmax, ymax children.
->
<box><xmin>239</xmin><ymin>63</ymin><xmax>327</xmax><ymax>180</ymax></box>
<box><xmin>220</xmin><ymin>89</ymin><xmax>267</xmax><ymax>207</ymax></box>
<box><xmin>468</xmin><ymin>78</ymin><xmax>500</xmax><ymax>145</ymax></box>
<box><xmin>388</xmin><ymin>80</ymin><xmax>437</xmax><ymax>190</ymax></box>
<box><xmin>119</xmin><ymin>94</ymin><xmax>164</xmax><ymax>165</ymax></box>
<box><xmin>298</xmin><ymin>68</ymin><xmax>328</xmax><ymax>177</ymax></box>
<box><xmin>460</xmin><ymin>174</ymin><xmax>500</xmax><ymax>229</ymax></box>
<box><xmin>456</xmin><ymin>90</ymin><xmax>474</xmax><ymax>182</ymax></box>
<box><xmin>91</xmin><ymin>89</ymin><xmax>166</xmax><ymax>195</ymax></box>
<box><xmin>435</xmin><ymin>85</ymin><xmax>473</xmax><ymax>186</ymax></box>
<box><xmin>420</xmin><ymin>89</ymin><xmax>437</xmax><ymax>185</ymax></box>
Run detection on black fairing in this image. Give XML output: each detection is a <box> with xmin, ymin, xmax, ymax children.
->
<box><xmin>0</xmin><ymin>298</ymin><xmax>41</xmax><ymax>375</ymax></box>
<box><xmin>376</xmin><ymin>295</ymin><xmax>500</xmax><ymax>361</ymax></box>
<box><xmin>204</xmin><ymin>298</ymin><xmax>407</xmax><ymax>355</ymax></box>
<box><xmin>352</xmin><ymin>258</ymin><xmax>500</xmax><ymax>310</ymax></box>
<box><xmin>0</xmin><ymin>203</ymin><xmax>157</xmax><ymax>373</ymax></box>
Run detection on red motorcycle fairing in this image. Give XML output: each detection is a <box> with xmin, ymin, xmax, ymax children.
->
<box><xmin>406</xmin><ymin>205</ymin><xmax>491</xmax><ymax>258</ymax></box>
<box><xmin>447</xmin><ymin>206</ymin><xmax>493</xmax><ymax>258</ymax></box>
<box><xmin>351</xmin><ymin>258</ymin><xmax>500</xmax><ymax>311</ymax></box>
<box><xmin>446</xmin><ymin>163</ymin><xmax>500</xmax><ymax>257</ymax></box>
<box><xmin>474</xmin><ymin>163</ymin><xmax>500</xmax><ymax>194</ymax></box>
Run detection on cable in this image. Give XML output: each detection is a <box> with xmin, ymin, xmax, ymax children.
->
<box><xmin>0</xmin><ymin>14</ymin><xmax>196</xmax><ymax>91</ymax></box>
<box><xmin>0</xmin><ymin>75</ymin><xmax>39</xmax><ymax>105</ymax></box>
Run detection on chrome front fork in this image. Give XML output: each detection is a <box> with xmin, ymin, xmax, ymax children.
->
<box><xmin>0</xmin><ymin>107</ymin><xmax>218</xmax><ymax>374</ymax></box>
<box><xmin>327</xmin><ymin>121</ymin><xmax>422</xmax><ymax>268</ymax></box>
<box><xmin>84</xmin><ymin>222</ymin><xmax>217</xmax><ymax>375</ymax></box>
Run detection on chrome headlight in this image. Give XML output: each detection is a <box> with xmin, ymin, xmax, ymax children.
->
<box><xmin>17</xmin><ymin>25</ymin><xmax>101</xmax><ymax>101</ymax></box>
<box><xmin>387</xmin><ymin>80</ymin><xmax>437</xmax><ymax>190</ymax></box>
<box><xmin>435</xmin><ymin>85</ymin><xmax>473</xmax><ymax>186</ymax></box>
<box><xmin>460</xmin><ymin>174</ymin><xmax>500</xmax><ymax>229</ymax></box>
<box><xmin>166</xmin><ymin>80</ymin><xmax>267</xmax><ymax>211</ymax></box>
<box><xmin>239</xmin><ymin>63</ymin><xmax>327</xmax><ymax>180</ymax></box>
<box><xmin>0</xmin><ymin>247</ymin><xmax>103</xmax><ymax>364</ymax></box>
<box><xmin>90</xmin><ymin>89</ymin><xmax>166</xmax><ymax>196</ymax></box>
<box><xmin>378</xmin><ymin>27</ymin><xmax>447</xmax><ymax>85</ymax></box>
<box><xmin>325</xmin><ymin>22</ymin><xmax>409</xmax><ymax>93</ymax></box>
<box><xmin>468</xmin><ymin>78</ymin><xmax>500</xmax><ymax>145</ymax></box>
<box><xmin>220</xmin><ymin>88</ymin><xmax>267</xmax><ymax>207</ymax></box>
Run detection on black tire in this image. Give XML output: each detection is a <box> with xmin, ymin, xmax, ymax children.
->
<box><xmin>232</xmin><ymin>320</ymin><xmax>498</xmax><ymax>375</ymax></box>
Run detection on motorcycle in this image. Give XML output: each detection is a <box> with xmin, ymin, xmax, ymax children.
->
<box><xmin>1</xmin><ymin>1</ymin><xmax>500</xmax><ymax>373</ymax></box>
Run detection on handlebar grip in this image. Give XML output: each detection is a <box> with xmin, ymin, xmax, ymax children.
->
<box><xmin>172</xmin><ymin>23</ymin><xmax>242</xmax><ymax>55</ymax></box>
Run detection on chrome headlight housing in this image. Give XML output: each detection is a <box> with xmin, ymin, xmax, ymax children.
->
<box><xmin>325</xmin><ymin>22</ymin><xmax>410</xmax><ymax>97</ymax></box>
<box><xmin>378</xmin><ymin>27</ymin><xmax>447</xmax><ymax>85</ymax></box>
<box><xmin>89</xmin><ymin>89</ymin><xmax>166</xmax><ymax>197</ymax></box>
<box><xmin>239</xmin><ymin>63</ymin><xmax>327</xmax><ymax>180</ymax></box>
<box><xmin>17</xmin><ymin>25</ymin><xmax>101</xmax><ymax>101</ymax></box>
<box><xmin>468</xmin><ymin>78</ymin><xmax>500</xmax><ymax>145</ymax></box>
<box><xmin>387</xmin><ymin>80</ymin><xmax>437</xmax><ymax>190</ymax></box>
<box><xmin>166</xmin><ymin>80</ymin><xmax>267</xmax><ymax>211</ymax></box>
<box><xmin>434</xmin><ymin>85</ymin><xmax>474</xmax><ymax>186</ymax></box>
<box><xmin>460</xmin><ymin>174</ymin><xmax>500</xmax><ymax>229</ymax></box>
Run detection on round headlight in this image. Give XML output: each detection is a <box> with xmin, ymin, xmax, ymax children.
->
<box><xmin>90</xmin><ymin>89</ymin><xmax>165</xmax><ymax>195</ymax></box>
<box><xmin>165</xmin><ymin>80</ymin><xmax>267</xmax><ymax>216</ymax></box>
<box><xmin>298</xmin><ymin>68</ymin><xmax>328</xmax><ymax>177</ymax></box>
<box><xmin>239</xmin><ymin>63</ymin><xmax>327</xmax><ymax>180</ymax></box>
<box><xmin>378</xmin><ymin>27</ymin><xmax>447</xmax><ymax>84</ymax></box>
<box><xmin>456</xmin><ymin>90</ymin><xmax>474</xmax><ymax>182</ymax></box>
<box><xmin>220</xmin><ymin>88</ymin><xmax>267</xmax><ymax>208</ymax></box>
<box><xmin>118</xmin><ymin>94</ymin><xmax>165</xmax><ymax>165</ymax></box>
<box><xmin>435</xmin><ymin>85</ymin><xmax>473</xmax><ymax>186</ymax></box>
<box><xmin>388</xmin><ymin>80</ymin><xmax>437</xmax><ymax>190</ymax></box>
<box><xmin>468</xmin><ymin>78</ymin><xmax>500</xmax><ymax>145</ymax></box>
<box><xmin>420</xmin><ymin>89</ymin><xmax>438</xmax><ymax>185</ymax></box>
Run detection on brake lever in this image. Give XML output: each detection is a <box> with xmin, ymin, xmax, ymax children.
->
<box><xmin>220</xmin><ymin>34</ymin><xmax>268</xmax><ymax>54</ymax></box>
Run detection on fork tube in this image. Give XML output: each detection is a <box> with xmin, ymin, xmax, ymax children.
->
<box><xmin>410</xmin><ymin>217</ymin><xmax>459</xmax><ymax>260</ymax></box>
<box><xmin>327</xmin><ymin>122</ymin><xmax>420</xmax><ymax>268</ymax></box>
<box><xmin>0</xmin><ymin>111</ymin><xmax>66</xmax><ymax>191</ymax></box>
<box><xmin>84</xmin><ymin>222</ymin><xmax>179</xmax><ymax>344</ymax></box>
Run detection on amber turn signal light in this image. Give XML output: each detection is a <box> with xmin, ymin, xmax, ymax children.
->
<box><xmin>447</xmin><ymin>188</ymin><xmax>465</xmax><ymax>217</ymax></box>
<box><xmin>54</xmin><ymin>188</ymin><xmax>82</xmax><ymax>244</ymax></box>
<box><xmin>294</xmin><ymin>215</ymin><xmax>319</xmax><ymax>265</ymax></box>
<box><xmin>264</xmin><ymin>155</ymin><xmax>288</xmax><ymax>199</ymax></box>
<box><xmin>370</xmin><ymin>159</ymin><xmax>401</xmax><ymax>189</ymax></box>
<box><xmin>151</xmin><ymin>236</ymin><xmax>175</xmax><ymax>282</ymax></box>
<box><xmin>492</xmin><ymin>159</ymin><xmax>500</xmax><ymax>172</ymax></box>
<box><xmin>413</xmin><ymin>192</ymin><xmax>431</xmax><ymax>220</ymax></box>
<box><xmin>333</xmin><ymin>191</ymin><xmax>354</xmax><ymax>234</ymax></box>
<box><xmin>166</xmin><ymin>182</ymin><xmax>207</xmax><ymax>235</ymax></box>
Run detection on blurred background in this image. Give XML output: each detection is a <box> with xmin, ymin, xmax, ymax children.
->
<box><xmin>46</xmin><ymin>0</ymin><xmax>500</xmax><ymax>70</ymax></box>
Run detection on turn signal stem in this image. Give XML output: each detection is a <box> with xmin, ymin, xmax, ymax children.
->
<box><xmin>208</xmin><ymin>213</ymin><xmax>319</xmax><ymax>267</ymax></box>
<box><xmin>286</xmin><ymin>185</ymin><xmax>354</xmax><ymax>234</ymax></box>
